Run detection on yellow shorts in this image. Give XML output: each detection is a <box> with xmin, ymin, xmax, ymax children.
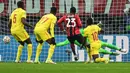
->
<box><xmin>34</xmin><ymin>30</ymin><xmax>51</xmax><ymax>41</ymax></box>
<box><xmin>11</xmin><ymin>29</ymin><xmax>29</xmax><ymax>42</ymax></box>
<box><xmin>90</xmin><ymin>41</ymin><xmax>101</xmax><ymax>55</ymax></box>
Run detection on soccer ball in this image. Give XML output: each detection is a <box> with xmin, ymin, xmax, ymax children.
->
<box><xmin>124</xmin><ymin>8</ymin><xmax>129</xmax><ymax>14</ymax></box>
<box><xmin>3</xmin><ymin>36</ymin><xmax>10</xmax><ymax>44</ymax></box>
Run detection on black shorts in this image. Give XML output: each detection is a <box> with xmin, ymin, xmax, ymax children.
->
<box><xmin>67</xmin><ymin>34</ymin><xmax>84</xmax><ymax>44</ymax></box>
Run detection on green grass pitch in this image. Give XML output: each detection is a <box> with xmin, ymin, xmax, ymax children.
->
<box><xmin>0</xmin><ymin>62</ymin><xmax>130</xmax><ymax>73</ymax></box>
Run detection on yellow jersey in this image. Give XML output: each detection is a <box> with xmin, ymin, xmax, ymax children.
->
<box><xmin>84</xmin><ymin>24</ymin><xmax>101</xmax><ymax>43</ymax></box>
<box><xmin>10</xmin><ymin>8</ymin><xmax>26</xmax><ymax>32</ymax></box>
<box><xmin>34</xmin><ymin>13</ymin><xmax>57</xmax><ymax>37</ymax></box>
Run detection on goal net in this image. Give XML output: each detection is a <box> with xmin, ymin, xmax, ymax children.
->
<box><xmin>0</xmin><ymin>0</ymin><xmax>130</xmax><ymax>62</ymax></box>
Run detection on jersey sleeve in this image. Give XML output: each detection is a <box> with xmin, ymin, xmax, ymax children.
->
<box><xmin>57</xmin><ymin>16</ymin><xmax>65</xmax><ymax>31</ymax></box>
<box><xmin>76</xmin><ymin>15</ymin><xmax>82</xmax><ymax>27</ymax></box>
<box><xmin>80</xmin><ymin>28</ymin><xmax>84</xmax><ymax>35</ymax></box>
<box><xmin>21</xmin><ymin>10</ymin><xmax>26</xmax><ymax>18</ymax></box>
<box><xmin>96</xmin><ymin>25</ymin><xmax>101</xmax><ymax>31</ymax></box>
<box><xmin>50</xmin><ymin>17</ymin><xmax>57</xmax><ymax>37</ymax></box>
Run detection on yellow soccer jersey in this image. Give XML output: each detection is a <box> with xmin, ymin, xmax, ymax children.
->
<box><xmin>34</xmin><ymin>13</ymin><xmax>57</xmax><ymax>37</ymax></box>
<box><xmin>84</xmin><ymin>24</ymin><xmax>101</xmax><ymax>43</ymax></box>
<box><xmin>10</xmin><ymin>8</ymin><xmax>26</xmax><ymax>32</ymax></box>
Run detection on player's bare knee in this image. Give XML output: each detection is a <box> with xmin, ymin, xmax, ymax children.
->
<box><xmin>39</xmin><ymin>40</ymin><xmax>43</xmax><ymax>44</ymax></box>
<box><xmin>36</xmin><ymin>39</ymin><xmax>43</xmax><ymax>44</ymax></box>
<box><xmin>18</xmin><ymin>41</ymin><xmax>25</xmax><ymax>46</ymax></box>
<box><xmin>50</xmin><ymin>41</ymin><xmax>56</xmax><ymax>45</ymax></box>
<box><xmin>46</xmin><ymin>38</ymin><xmax>56</xmax><ymax>45</ymax></box>
<box><xmin>92</xmin><ymin>54</ymin><xmax>99</xmax><ymax>61</ymax></box>
<box><xmin>25</xmin><ymin>38</ymin><xmax>32</xmax><ymax>44</ymax></box>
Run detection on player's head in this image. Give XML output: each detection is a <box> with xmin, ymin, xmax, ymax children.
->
<box><xmin>70</xmin><ymin>7</ymin><xmax>76</xmax><ymax>14</ymax></box>
<box><xmin>50</xmin><ymin>7</ymin><xmax>57</xmax><ymax>15</ymax></box>
<box><xmin>17</xmin><ymin>1</ymin><xmax>24</xmax><ymax>9</ymax></box>
<box><xmin>87</xmin><ymin>17</ymin><xmax>94</xmax><ymax>25</ymax></box>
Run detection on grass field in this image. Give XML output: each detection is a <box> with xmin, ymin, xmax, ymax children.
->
<box><xmin>0</xmin><ymin>62</ymin><xmax>130</xmax><ymax>73</ymax></box>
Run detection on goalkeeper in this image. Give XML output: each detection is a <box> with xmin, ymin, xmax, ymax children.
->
<box><xmin>56</xmin><ymin>25</ymin><xmax>126</xmax><ymax>55</ymax></box>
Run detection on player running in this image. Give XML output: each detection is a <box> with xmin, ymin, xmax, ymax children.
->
<box><xmin>82</xmin><ymin>17</ymin><xmax>109</xmax><ymax>63</ymax></box>
<box><xmin>57</xmin><ymin>7</ymin><xmax>89</xmax><ymax>61</ymax></box>
<box><xmin>8</xmin><ymin>1</ymin><xmax>33</xmax><ymax>63</ymax></box>
<box><xmin>34</xmin><ymin>7</ymin><xmax>57</xmax><ymax>64</ymax></box>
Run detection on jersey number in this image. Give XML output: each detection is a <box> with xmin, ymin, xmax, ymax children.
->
<box><xmin>66</xmin><ymin>18</ymin><xmax>76</xmax><ymax>27</ymax></box>
<box><xmin>41</xmin><ymin>17</ymin><xmax>49</xmax><ymax>24</ymax></box>
<box><xmin>13</xmin><ymin>14</ymin><xmax>17</xmax><ymax>23</ymax></box>
<box><xmin>92</xmin><ymin>32</ymin><xmax>98</xmax><ymax>41</ymax></box>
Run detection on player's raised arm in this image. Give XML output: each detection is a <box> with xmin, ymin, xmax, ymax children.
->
<box><xmin>57</xmin><ymin>16</ymin><xmax>65</xmax><ymax>31</ymax></box>
<box><xmin>21</xmin><ymin>18</ymin><xmax>34</xmax><ymax>28</ymax></box>
<box><xmin>8</xmin><ymin>12</ymin><xmax>13</xmax><ymax>30</ymax></box>
<box><xmin>8</xmin><ymin>19</ymin><xmax>12</xmax><ymax>29</ymax></box>
<box><xmin>21</xmin><ymin>13</ymin><xmax>34</xmax><ymax>28</ymax></box>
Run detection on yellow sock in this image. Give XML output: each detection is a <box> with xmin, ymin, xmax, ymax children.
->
<box><xmin>16</xmin><ymin>45</ymin><xmax>24</xmax><ymax>61</ymax></box>
<box><xmin>35</xmin><ymin>43</ymin><xmax>43</xmax><ymax>62</ymax></box>
<box><xmin>27</xmin><ymin>44</ymin><xmax>32</xmax><ymax>61</ymax></box>
<box><xmin>47</xmin><ymin>44</ymin><xmax>55</xmax><ymax>60</ymax></box>
<box><xmin>95</xmin><ymin>58</ymin><xmax>106</xmax><ymax>63</ymax></box>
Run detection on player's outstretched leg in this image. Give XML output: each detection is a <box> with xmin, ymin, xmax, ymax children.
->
<box><xmin>56</xmin><ymin>39</ymin><xmax>70</xmax><ymax>47</ymax></box>
<box><xmin>34</xmin><ymin>42</ymin><xmax>43</xmax><ymax>64</ymax></box>
<box><xmin>99</xmin><ymin>48</ymin><xmax>119</xmax><ymax>55</ymax></box>
<box><xmin>101</xmin><ymin>41</ymin><xmax>126</xmax><ymax>53</ymax></box>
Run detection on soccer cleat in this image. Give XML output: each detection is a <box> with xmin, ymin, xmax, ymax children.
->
<box><xmin>27</xmin><ymin>60</ymin><xmax>33</xmax><ymax>63</ymax></box>
<box><xmin>74</xmin><ymin>55</ymin><xmax>79</xmax><ymax>61</ymax></box>
<box><xmin>111</xmin><ymin>52</ymin><xmax>119</xmax><ymax>55</ymax></box>
<box><xmin>119</xmin><ymin>49</ymin><xmax>127</xmax><ymax>53</ymax></box>
<box><xmin>85</xmin><ymin>61</ymin><xmax>93</xmax><ymax>64</ymax></box>
<box><xmin>15</xmin><ymin>60</ymin><xmax>21</xmax><ymax>63</ymax></box>
<box><xmin>34</xmin><ymin>61</ymin><xmax>41</xmax><ymax>64</ymax></box>
<box><xmin>45</xmin><ymin>59</ymin><xmax>56</xmax><ymax>64</ymax></box>
<box><xmin>104</xmin><ymin>58</ymin><xmax>109</xmax><ymax>64</ymax></box>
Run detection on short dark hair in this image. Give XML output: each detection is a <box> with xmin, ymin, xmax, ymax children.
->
<box><xmin>50</xmin><ymin>7</ymin><xmax>57</xmax><ymax>15</ymax></box>
<box><xmin>87</xmin><ymin>17</ymin><xmax>93</xmax><ymax>25</ymax></box>
<box><xmin>17</xmin><ymin>1</ymin><xmax>24</xmax><ymax>8</ymax></box>
<box><xmin>70</xmin><ymin>7</ymin><xmax>76</xmax><ymax>14</ymax></box>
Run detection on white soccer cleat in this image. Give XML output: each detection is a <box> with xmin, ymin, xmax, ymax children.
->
<box><xmin>74</xmin><ymin>55</ymin><xmax>79</xmax><ymax>61</ymax></box>
<box><xmin>27</xmin><ymin>60</ymin><xmax>33</xmax><ymax>63</ymax></box>
<box><xmin>85</xmin><ymin>61</ymin><xmax>93</xmax><ymax>64</ymax></box>
<box><xmin>15</xmin><ymin>60</ymin><xmax>21</xmax><ymax>63</ymax></box>
<box><xmin>45</xmin><ymin>59</ymin><xmax>56</xmax><ymax>64</ymax></box>
<box><xmin>119</xmin><ymin>49</ymin><xmax>127</xmax><ymax>53</ymax></box>
<box><xmin>34</xmin><ymin>61</ymin><xmax>41</xmax><ymax>64</ymax></box>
